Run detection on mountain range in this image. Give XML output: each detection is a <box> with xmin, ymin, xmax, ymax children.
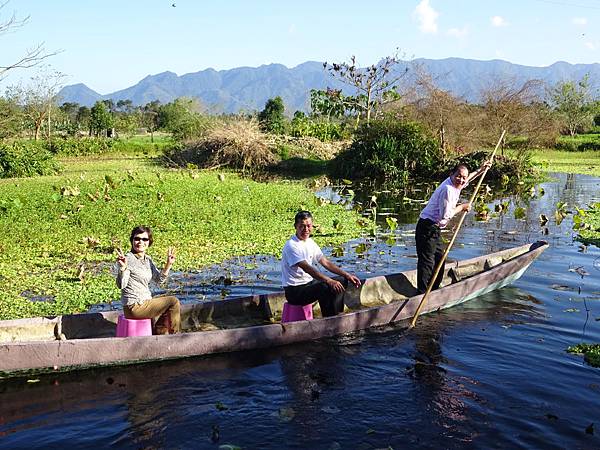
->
<box><xmin>57</xmin><ymin>58</ymin><xmax>600</xmax><ymax>114</ymax></box>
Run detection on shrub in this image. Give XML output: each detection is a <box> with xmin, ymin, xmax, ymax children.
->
<box><xmin>165</xmin><ymin>119</ymin><xmax>278</xmax><ymax>173</ymax></box>
<box><xmin>442</xmin><ymin>149</ymin><xmax>535</xmax><ymax>182</ymax></box>
<box><xmin>0</xmin><ymin>141</ymin><xmax>61</xmax><ymax>178</ymax></box>
<box><xmin>555</xmin><ymin>134</ymin><xmax>600</xmax><ymax>152</ymax></box>
<box><xmin>48</xmin><ymin>138</ymin><xmax>115</xmax><ymax>156</ymax></box>
<box><xmin>329</xmin><ymin>118</ymin><xmax>442</xmax><ymax>183</ymax></box>
<box><xmin>258</xmin><ymin>97</ymin><xmax>286</xmax><ymax>134</ymax></box>
<box><xmin>290</xmin><ymin>114</ymin><xmax>350</xmax><ymax>142</ymax></box>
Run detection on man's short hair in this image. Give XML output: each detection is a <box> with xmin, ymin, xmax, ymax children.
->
<box><xmin>452</xmin><ymin>164</ymin><xmax>469</xmax><ymax>174</ymax></box>
<box><xmin>294</xmin><ymin>210</ymin><xmax>313</xmax><ymax>225</ymax></box>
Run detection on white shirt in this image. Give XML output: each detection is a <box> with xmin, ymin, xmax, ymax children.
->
<box><xmin>281</xmin><ymin>235</ymin><xmax>323</xmax><ymax>286</ymax></box>
<box><xmin>419</xmin><ymin>177</ymin><xmax>466</xmax><ymax>228</ymax></box>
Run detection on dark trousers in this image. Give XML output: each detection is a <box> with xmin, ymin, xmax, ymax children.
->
<box><xmin>415</xmin><ymin>218</ymin><xmax>444</xmax><ymax>293</ymax></box>
<box><xmin>284</xmin><ymin>279</ymin><xmax>347</xmax><ymax>317</ymax></box>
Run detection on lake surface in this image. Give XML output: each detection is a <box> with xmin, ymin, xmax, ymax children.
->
<box><xmin>2</xmin><ymin>173</ymin><xmax>600</xmax><ymax>449</ymax></box>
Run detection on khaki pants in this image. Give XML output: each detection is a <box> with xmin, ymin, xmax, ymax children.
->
<box><xmin>124</xmin><ymin>296</ymin><xmax>181</xmax><ymax>334</ymax></box>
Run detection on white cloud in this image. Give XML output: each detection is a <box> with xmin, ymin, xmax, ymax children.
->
<box><xmin>585</xmin><ymin>41</ymin><xmax>596</xmax><ymax>50</ymax></box>
<box><xmin>572</xmin><ymin>17</ymin><xmax>588</xmax><ymax>26</ymax></box>
<box><xmin>491</xmin><ymin>16</ymin><xmax>508</xmax><ymax>27</ymax></box>
<box><xmin>495</xmin><ymin>50</ymin><xmax>505</xmax><ymax>59</ymax></box>
<box><xmin>288</xmin><ymin>24</ymin><xmax>296</xmax><ymax>34</ymax></box>
<box><xmin>447</xmin><ymin>27</ymin><xmax>468</xmax><ymax>38</ymax></box>
<box><xmin>413</xmin><ymin>0</ymin><xmax>439</xmax><ymax>34</ymax></box>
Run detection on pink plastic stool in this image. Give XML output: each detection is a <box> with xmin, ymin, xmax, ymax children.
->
<box><xmin>116</xmin><ymin>314</ymin><xmax>152</xmax><ymax>337</ymax></box>
<box><xmin>281</xmin><ymin>303</ymin><xmax>313</xmax><ymax>323</ymax></box>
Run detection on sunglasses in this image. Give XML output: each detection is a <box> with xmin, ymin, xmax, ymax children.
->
<box><xmin>133</xmin><ymin>237</ymin><xmax>150</xmax><ymax>242</ymax></box>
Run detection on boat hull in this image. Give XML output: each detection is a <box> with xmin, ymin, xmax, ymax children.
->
<box><xmin>0</xmin><ymin>241</ymin><xmax>548</xmax><ymax>376</ymax></box>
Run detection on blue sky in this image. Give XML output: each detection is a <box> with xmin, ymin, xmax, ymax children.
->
<box><xmin>1</xmin><ymin>0</ymin><xmax>599</xmax><ymax>94</ymax></box>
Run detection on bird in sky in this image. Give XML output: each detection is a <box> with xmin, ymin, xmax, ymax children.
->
<box><xmin>172</xmin><ymin>3</ymin><xmax>176</xmax><ymax>7</ymax></box>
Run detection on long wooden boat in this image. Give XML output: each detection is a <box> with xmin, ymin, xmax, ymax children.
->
<box><xmin>0</xmin><ymin>241</ymin><xmax>548</xmax><ymax>377</ymax></box>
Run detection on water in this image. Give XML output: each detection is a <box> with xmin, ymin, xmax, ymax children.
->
<box><xmin>2</xmin><ymin>173</ymin><xmax>600</xmax><ymax>449</ymax></box>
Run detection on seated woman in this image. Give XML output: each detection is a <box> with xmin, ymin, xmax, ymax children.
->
<box><xmin>115</xmin><ymin>225</ymin><xmax>180</xmax><ymax>334</ymax></box>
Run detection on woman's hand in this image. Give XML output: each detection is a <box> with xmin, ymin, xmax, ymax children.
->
<box><xmin>460</xmin><ymin>202</ymin><xmax>472</xmax><ymax>212</ymax></box>
<box><xmin>166</xmin><ymin>247</ymin><xmax>176</xmax><ymax>268</ymax></box>
<box><xmin>116</xmin><ymin>248</ymin><xmax>127</xmax><ymax>270</ymax></box>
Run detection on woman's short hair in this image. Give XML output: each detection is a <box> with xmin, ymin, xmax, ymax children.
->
<box><xmin>294</xmin><ymin>210</ymin><xmax>313</xmax><ymax>225</ymax></box>
<box><xmin>130</xmin><ymin>225</ymin><xmax>153</xmax><ymax>246</ymax></box>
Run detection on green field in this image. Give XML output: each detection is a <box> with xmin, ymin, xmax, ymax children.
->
<box><xmin>0</xmin><ymin>155</ymin><xmax>366</xmax><ymax>320</ymax></box>
<box><xmin>531</xmin><ymin>149</ymin><xmax>600</xmax><ymax>176</ymax></box>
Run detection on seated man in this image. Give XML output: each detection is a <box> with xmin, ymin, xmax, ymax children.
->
<box><xmin>281</xmin><ymin>210</ymin><xmax>361</xmax><ymax>317</ymax></box>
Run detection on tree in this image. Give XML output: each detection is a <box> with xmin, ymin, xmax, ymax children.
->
<box><xmin>405</xmin><ymin>66</ymin><xmax>465</xmax><ymax>153</ymax></box>
<box><xmin>158</xmin><ymin>97</ymin><xmax>205</xmax><ymax>140</ymax></box>
<box><xmin>0</xmin><ymin>96</ymin><xmax>23</xmax><ymax>138</ymax></box>
<box><xmin>116</xmin><ymin>99</ymin><xmax>133</xmax><ymax>114</ymax></box>
<box><xmin>90</xmin><ymin>101</ymin><xmax>114</xmax><ymax>137</ymax></box>
<box><xmin>76</xmin><ymin>106</ymin><xmax>91</xmax><ymax>133</ymax></box>
<box><xmin>550</xmin><ymin>76</ymin><xmax>593</xmax><ymax>136</ymax></box>
<box><xmin>258</xmin><ymin>96</ymin><xmax>285</xmax><ymax>134</ymax></box>
<box><xmin>324</xmin><ymin>52</ymin><xmax>408</xmax><ymax>126</ymax></box>
<box><xmin>479</xmin><ymin>77</ymin><xmax>554</xmax><ymax>149</ymax></box>
<box><xmin>5</xmin><ymin>70</ymin><xmax>65</xmax><ymax>140</ymax></box>
<box><xmin>142</xmin><ymin>100</ymin><xmax>161</xmax><ymax>142</ymax></box>
<box><xmin>310</xmin><ymin>88</ymin><xmax>346</xmax><ymax>120</ymax></box>
<box><xmin>0</xmin><ymin>1</ymin><xmax>59</xmax><ymax>80</ymax></box>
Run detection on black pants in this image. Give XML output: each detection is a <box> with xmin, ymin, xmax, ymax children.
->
<box><xmin>284</xmin><ymin>279</ymin><xmax>347</xmax><ymax>317</ymax></box>
<box><xmin>415</xmin><ymin>218</ymin><xmax>444</xmax><ymax>293</ymax></box>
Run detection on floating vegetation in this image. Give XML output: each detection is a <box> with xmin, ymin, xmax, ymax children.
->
<box><xmin>514</xmin><ymin>206</ymin><xmax>527</xmax><ymax>220</ymax></box>
<box><xmin>567</xmin><ymin>343</ymin><xmax>600</xmax><ymax>367</ymax></box>
<box><xmin>555</xmin><ymin>201</ymin><xmax>568</xmax><ymax>225</ymax></box>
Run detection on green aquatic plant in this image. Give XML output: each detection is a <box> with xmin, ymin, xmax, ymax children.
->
<box><xmin>555</xmin><ymin>202</ymin><xmax>568</xmax><ymax>225</ymax></box>
<box><xmin>475</xmin><ymin>201</ymin><xmax>491</xmax><ymax>221</ymax></box>
<box><xmin>567</xmin><ymin>343</ymin><xmax>600</xmax><ymax>367</ymax></box>
<box><xmin>514</xmin><ymin>206</ymin><xmax>527</xmax><ymax>220</ymax></box>
<box><xmin>385</xmin><ymin>216</ymin><xmax>398</xmax><ymax>231</ymax></box>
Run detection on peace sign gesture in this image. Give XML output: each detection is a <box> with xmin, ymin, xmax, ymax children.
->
<box><xmin>166</xmin><ymin>246</ymin><xmax>176</xmax><ymax>268</ymax></box>
<box><xmin>116</xmin><ymin>247</ymin><xmax>127</xmax><ymax>269</ymax></box>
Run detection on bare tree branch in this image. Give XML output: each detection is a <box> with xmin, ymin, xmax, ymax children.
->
<box><xmin>0</xmin><ymin>1</ymin><xmax>61</xmax><ymax>80</ymax></box>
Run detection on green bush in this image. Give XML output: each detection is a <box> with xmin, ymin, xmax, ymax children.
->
<box><xmin>290</xmin><ymin>115</ymin><xmax>350</xmax><ymax>142</ymax></box>
<box><xmin>48</xmin><ymin>138</ymin><xmax>115</xmax><ymax>155</ymax></box>
<box><xmin>555</xmin><ymin>134</ymin><xmax>600</xmax><ymax>151</ymax></box>
<box><xmin>46</xmin><ymin>137</ymin><xmax>172</xmax><ymax>156</ymax></box>
<box><xmin>0</xmin><ymin>141</ymin><xmax>61</xmax><ymax>178</ymax></box>
<box><xmin>443</xmin><ymin>149</ymin><xmax>535</xmax><ymax>183</ymax></box>
<box><xmin>329</xmin><ymin>118</ymin><xmax>442</xmax><ymax>183</ymax></box>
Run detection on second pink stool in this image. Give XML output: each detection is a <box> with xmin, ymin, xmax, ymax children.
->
<box><xmin>281</xmin><ymin>303</ymin><xmax>314</xmax><ymax>323</ymax></box>
<box><xmin>116</xmin><ymin>315</ymin><xmax>152</xmax><ymax>337</ymax></box>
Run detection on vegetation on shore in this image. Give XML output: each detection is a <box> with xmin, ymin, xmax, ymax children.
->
<box><xmin>531</xmin><ymin>147</ymin><xmax>600</xmax><ymax>177</ymax></box>
<box><xmin>0</xmin><ymin>156</ymin><xmax>366</xmax><ymax>320</ymax></box>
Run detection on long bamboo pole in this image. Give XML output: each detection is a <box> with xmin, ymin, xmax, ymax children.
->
<box><xmin>409</xmin><ymin>130</ymin><xmax>507</xmax><ymax>328</ymax></box>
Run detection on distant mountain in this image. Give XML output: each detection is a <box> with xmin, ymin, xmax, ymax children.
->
<box><xmin>57</xmin><ymin>58</ymin><xmax>600</xmax><ymax>113</ymax></box>
<box><xmin>58</xmin><ymin>83</ymin><xmax>102</xmax><ymax>106</ymax></box>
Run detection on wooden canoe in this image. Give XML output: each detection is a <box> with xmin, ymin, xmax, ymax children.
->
<box><xmin>0</xmin><ymin>241</ymin><xmax>548</xmax><ymax>377</ymax></box>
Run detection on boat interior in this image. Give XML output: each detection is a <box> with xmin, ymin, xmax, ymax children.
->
<box><xmin>0</xmin><ymin>242</ymin><xmax>540</xmax><ymax>343</ymax></box>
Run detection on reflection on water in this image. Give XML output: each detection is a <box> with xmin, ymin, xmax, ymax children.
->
<box><xmin>3</xmin><ymin>173</ymin><xmax>600</xmax><ymax>448</ymax></box>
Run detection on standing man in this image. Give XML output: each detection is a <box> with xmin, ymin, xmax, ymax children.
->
<box><xmin>416</xmin><ymin>161</ymin><xmax>492</xmax><ymax>293</ymax></box>
<box><xmin>282</xmin><ymin>211</ymin><xmax>362</xmax><ymax>317</ymax></box>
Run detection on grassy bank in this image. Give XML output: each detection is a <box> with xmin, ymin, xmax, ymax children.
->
<box><xmin>530</xmin><ymin>149</ymin><xmax>600</xmax><ymax>177</ymax></box>
<box><xmin>0</xmin><ymin>156</ymin><xmax>366</xmax><ymax>320</ymax></box>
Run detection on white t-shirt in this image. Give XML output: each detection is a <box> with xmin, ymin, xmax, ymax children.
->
<box><xmin>281</xmin><ymin>235</ymin><xmax>323</xmax><ymax>286</ymax></box>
